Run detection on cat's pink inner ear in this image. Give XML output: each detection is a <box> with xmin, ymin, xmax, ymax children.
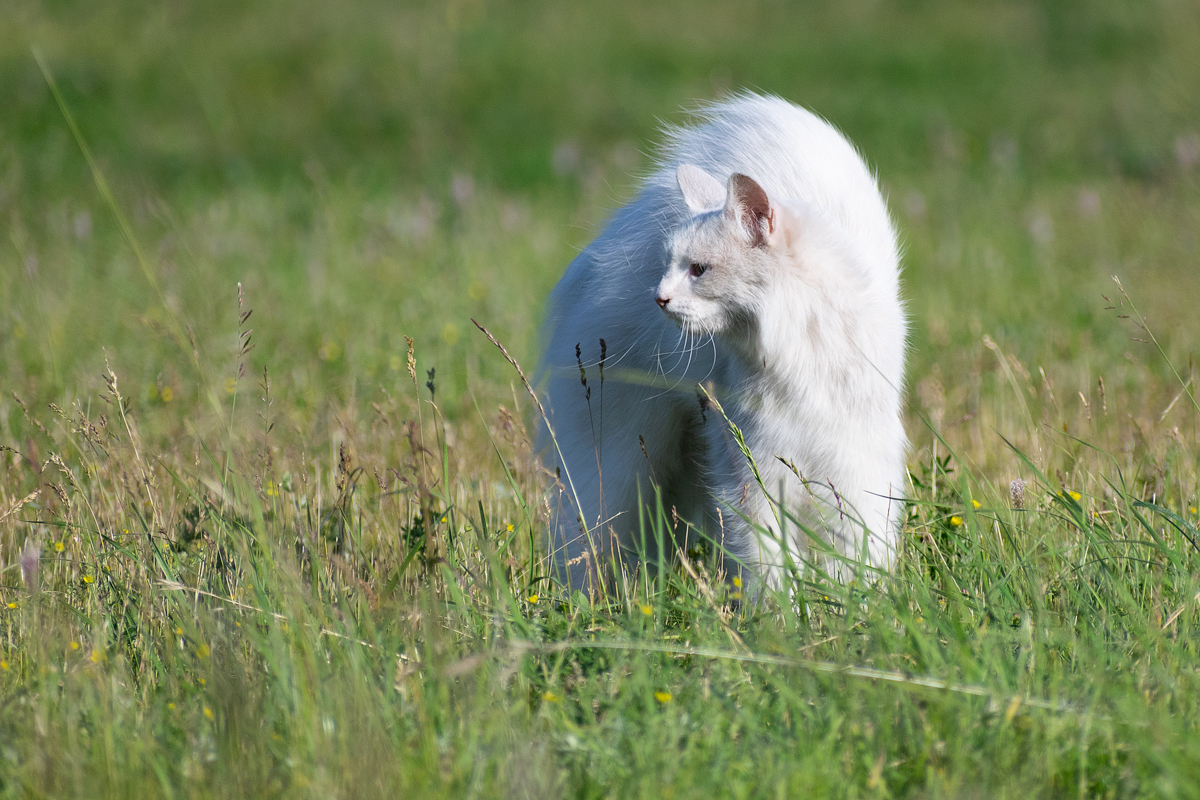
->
<box><xmin>677</xmin><ymin>164</ymin><xmax>726</xmax><ymax>214</ymax></box>
<box><xmin>726</xmin><ymin>173</ymin><xmax>773</xmax><ymax>246</ymax></box>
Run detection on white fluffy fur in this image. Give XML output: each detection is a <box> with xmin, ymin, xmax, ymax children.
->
<box><xmin>538</xmin><ymin>93</ymin><xmax>908</xmax><ymax>592</ymax></box>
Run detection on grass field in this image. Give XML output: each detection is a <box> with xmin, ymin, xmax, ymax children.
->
<box><xmin>2</xmin><ymin>0</ymin><xmax>1200</xmax><ymax>796</ymax></box>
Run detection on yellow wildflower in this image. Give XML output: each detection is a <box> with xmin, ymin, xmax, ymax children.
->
<box><xmin>949</xmin><ymin>516</ymin><xmax>964</xmax><ymax>527</ymax></box>
<box><xmin>160</xmin><ymin>386</ymin><xmax>173</xmax><ymax>403</ymax></box>
<box><xmin>654</xmin><ymin>691</ymin><xmax>673</xmax><ymax>704</ymax></box>
<box><xmin>542</xmin><ymin>691</ymin><xmax>560</xmax><ymax>703</ymax></box>
<box><xmin>318</xmin><ymin>341</ymin><xmax>340</xmax><ymax>361</ymax></box>
<box><xmin>1067</xmin><ymin>490</ymin><xmax>1082</xmax><ymax>502</ymax></box>
<box><xmin>83</xmin><ymin>575</ymin><xmax>94</xmax><ymax>584</ymax></box>
<box><xmin>54</xmin><ymin>542</ymin><xmax>65</xmax><ymax>553</ymax></box>
<box><xmin>971</xmin><ymin>499</ymin><xmax>982</xmax><ymax>510</ymax></box>
<box><xmin>527</xmin><ymin>594</ymin><xmax>539</xmax><ymax>604</ymax></box>
<box><xmin>203</xmin><ymin>706</ymin><xmax>214</xmax><ymax>721</ymax></box>
<box><xmin>69</xmin><ymin>641</ymin><xmax>80</xmax><ymax>650</ymax></box>
<box><xmin>640</xmin><ymin>605</ymin><xmax>653</xmax><ymax>616</ymax></box>
<box><xmin>506</xmin><ymin>523</ymin><xmax>514</xmax><ymax>532</ymax></box>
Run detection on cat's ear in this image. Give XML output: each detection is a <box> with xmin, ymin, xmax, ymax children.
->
<box><xmin>677</xmin><ymin>164</ymin><xmax>726</xmax><ymax>214</ymax></box>
<box><xmin>724</xmin><ymin>173</ymin><xmax>775</xmax><ymax>247</ymax></box>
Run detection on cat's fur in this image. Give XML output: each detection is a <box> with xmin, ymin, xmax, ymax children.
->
<box><xmin>538</xmin><ymin>93</ymin><xmax>907</xmax><ymax>592</ymax></box>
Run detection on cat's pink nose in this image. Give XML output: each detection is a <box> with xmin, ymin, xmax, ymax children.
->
<box><xmin>655</xmin><ymin>295</ymin><xmax>670</xmax><ymax>310</ymax></box>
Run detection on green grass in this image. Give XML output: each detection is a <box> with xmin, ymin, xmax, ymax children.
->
<box><xmin>2</xmin><ymin>0</ymin><xmax>1200</xmax><ymax>796</ymax></box>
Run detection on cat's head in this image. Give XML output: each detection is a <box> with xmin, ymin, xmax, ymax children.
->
<box><xmin>655</xmin><ymin>164</ymin><xmax>792</xmax><ymax>337</ymax></box>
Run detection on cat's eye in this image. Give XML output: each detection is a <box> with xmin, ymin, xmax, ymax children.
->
<box><xmin>689</xmin><ymin>262</ymin><xmax>709</xmax><ymax>277</ymax></box>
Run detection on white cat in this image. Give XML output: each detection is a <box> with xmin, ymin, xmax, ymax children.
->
<box><xmin>538</xmin><ymin>93</ymin><xmax>907</xmax><ymax>593</ymax></box>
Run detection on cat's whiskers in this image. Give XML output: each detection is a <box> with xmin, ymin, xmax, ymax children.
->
<box><xmin>697</xmin><ymin>332</ymin><xmax>719</xmax><ymax>386</ymax></box>
<box><xmin>667</xmin><ymin>325</ymin><xmax>689</xmax><ymax>376</ymax></box>
<box><xmin>681</xmin><ymin>326</ymin><xmax>699</xmax><ymax>381</ymax></box>
<box><xmin>645</xmin><ymin>327</ymin><xmax>686</xmax><ymax>400</ymax></box>
<box><xmin>575</xmin><ymin>327</ymin><xmax>649</xmax><ymax>371</ymax></box>
<box><xmin>649</xmin><ymin>325</ymin><xmax>708</xmax><ymax>399</ymax></box>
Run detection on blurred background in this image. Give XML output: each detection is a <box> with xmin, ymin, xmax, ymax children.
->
<box><xmin>2</xmin><ymin>0</ymin><xmax>1198</xmax><ymax>448</ymax></box>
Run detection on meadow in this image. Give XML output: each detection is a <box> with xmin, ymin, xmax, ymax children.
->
<box><xmin>2</xmin><ymin>0</ymin><xmax>1199</xmax><ymax>796</ymax></box>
